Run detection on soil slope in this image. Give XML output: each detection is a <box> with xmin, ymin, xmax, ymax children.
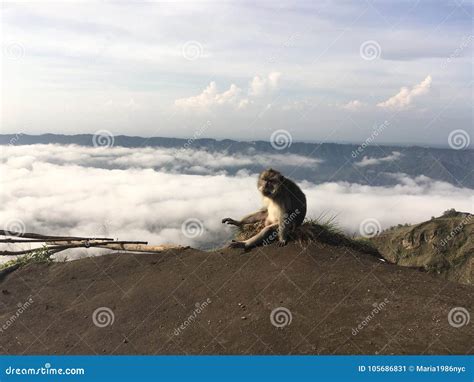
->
<box><xmin>0</xmin><ymin>242</ymin><xmax>472</xmax><ymax>355</ymax></box>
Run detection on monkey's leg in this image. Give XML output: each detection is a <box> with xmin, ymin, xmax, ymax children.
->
<box><xmin>277</xmin><ymin>220</ymin><xmax>294</xmax><ymax>247</ymax></box>
<box><xmin>222</xmin><ymin>208</ymin><xmax>267</xmax><ymax>226</ymax></box>
<box><xmin>229</xmin><ymin>223</ymin><xmax>278</xmax><ymax>249</ymax></box>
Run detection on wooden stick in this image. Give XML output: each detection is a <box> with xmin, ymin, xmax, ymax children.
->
<box><xmin>0</xmin><ymin>240</ymin><xmax>149</xmax><ymax>256</ymax></box>
<box><xmin>0</xmin><ymin>230</ymin><xmax>113</xmax><ymax>241</ymax></box>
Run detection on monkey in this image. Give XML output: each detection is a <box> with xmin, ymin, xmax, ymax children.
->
<box><xmin>222</xmin><ymin>168</ymin><xmax>306</xmax><ymax>249</ymax></box>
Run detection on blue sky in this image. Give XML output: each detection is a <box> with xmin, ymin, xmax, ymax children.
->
<box><xmin>1</xmin><ymin>0</ymin><xmax>472</xmax><ymax>146</ymax></box>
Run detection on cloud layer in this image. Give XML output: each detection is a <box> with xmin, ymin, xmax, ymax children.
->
<box><xmin>1</xmin><ymin>145</ymin><xmax>472</xmax><ymax>262</ymax></box>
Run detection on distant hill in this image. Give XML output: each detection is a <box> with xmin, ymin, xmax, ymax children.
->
<box><xmin>370</xmin><ymin>210</ymin><xmax>473</xmax><ymax>285</ymax></box>
<box><xmin>1</xmin><ymin>133</ymin><xmax>473</xmax><ymax>188</ymax></box>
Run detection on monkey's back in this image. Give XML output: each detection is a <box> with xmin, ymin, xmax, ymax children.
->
<box><xmin>280</xmin><ymin>177</ymin><xmax>307</xmax><ymax>226</ymax></box>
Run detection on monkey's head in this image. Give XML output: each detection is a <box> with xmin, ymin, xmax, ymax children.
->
<box><xmin>258</xmin><ymin>168</ymin><xmax>284</xmax><ymax>198</ymax></box>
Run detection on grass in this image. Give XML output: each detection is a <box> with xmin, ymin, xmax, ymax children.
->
<box><xmin>234</xmin><ymin>215</ymin><xmax>382</xmax><ymax>257</ymax></box>
<box><xmin>0</xmin><ymin>245</ymin><xmax>53</xmax><ymax>272</ymax></box>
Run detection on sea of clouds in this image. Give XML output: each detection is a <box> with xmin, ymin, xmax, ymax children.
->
<box><xmin>1</xmin><ymin>144</ymin><xmax>472</xmax><ymax>262</ymax></box>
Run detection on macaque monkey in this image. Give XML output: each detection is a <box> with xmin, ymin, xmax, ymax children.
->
<box><xmin>222</xmin><ymin>168</ymin><xmax>306</xmax><ymax>249</ymax></box>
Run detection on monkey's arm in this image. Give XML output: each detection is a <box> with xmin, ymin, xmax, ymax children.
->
<box><xmin>222</xmin><ymin>208</ymin><xmax>267</xmax><ymax>227</ymax></box>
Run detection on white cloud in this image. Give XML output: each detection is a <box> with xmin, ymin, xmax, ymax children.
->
<box><xmin>1</xmin><ymin>145</ymin><xmax>472</xmax><ymax>263</ymax></box>
<box><xmin>342</xmin><ymin>100</ymin><xmax>366</xmax><ymax>111</ymax></box>
<box><xmin>174</xmin><ymin>81</ymin><xmax>245</xmax><ymax>110</ymax></box>
<box><xmin>355</xmin><ymin>151</ymin><xmax>402</xmax><ymax>167</ymax></box>
<box><xmin>249</xmin><ymin>71</ymin><xmax>281</xmax><ymax>97</ymax></box>
<box><xmin>175</xmin><ymin>72</ymin><xmax>281</xmax><ymax>111</ymax></box>
<box><xmin>377</xmin><ymin>75</ymin><xmax>432</xmax><ymax>110</ymax></box>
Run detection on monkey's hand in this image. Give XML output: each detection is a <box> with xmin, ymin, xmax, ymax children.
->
<box><xmin>222</xmin><ymin>218</ymin><xmax>241</xmax><ymax>226</ymax></box>
<box><xmin>277</xmin><ymin>239</ymin><xmax>288</xmax><ymax>247</ymax></box>
<box><xmin>228</xmin><ymin>240</ymin><xmax>246</xmax><ymax>249</ymax></box>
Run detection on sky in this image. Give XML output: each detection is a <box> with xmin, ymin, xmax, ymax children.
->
<box><xmin>1</xmin><ymin>144</ymin><xmax>472</xmax><ymax>260</ymax></box>
<box><xmin>1</xmin><ymin>0</ymin><xmax>472</xmax><ymax>146</ymax></box>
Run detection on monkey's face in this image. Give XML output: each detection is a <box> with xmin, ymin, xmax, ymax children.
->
<box><xmin>258</xmin><ymin>169</ymin><xmax>283</xmax><ymax>197</ymax></box>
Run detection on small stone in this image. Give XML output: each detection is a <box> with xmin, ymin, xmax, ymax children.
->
<box><xmin>123</xmin><ymin>339</ymin><xmax>128</xmax><ymax>344</ymax></box>
<box><xmin>241</xmin><ymin>316</ymin><xmax>247</xmax><ymax>320</ymax></box>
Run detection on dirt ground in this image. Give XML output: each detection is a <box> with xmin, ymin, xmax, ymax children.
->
<box><xmin>0</xmin><ymin>242</ymin><xmax>472</xmax><ymax>355</ymax></box>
